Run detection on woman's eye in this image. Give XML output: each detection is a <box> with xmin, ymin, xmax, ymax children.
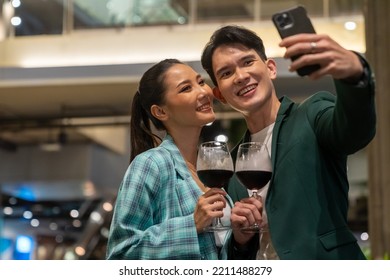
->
<box><xmin>199</xmin><ymin>79</ymin><xmax>205</xmax><ymax>85</ymax></box>
<box><xmin>179</xmin><ymin>85</ymin><xmax>191</xmax><ymax>92</ymax></box>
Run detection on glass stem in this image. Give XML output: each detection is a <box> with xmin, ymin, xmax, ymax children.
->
<box><xmin>252</xmin><ymin>190</ymin><xmax>260</xmax><ymax>229</ymax></box>
<box><xmin>215</xmin><ymin>217</ymin><xmax>224</xmax><ymax>227</ymax></box>
<box><xmin>252</xmin><ymin>190</ymin><xmax>258</xmax><ymax>199</ymax></box>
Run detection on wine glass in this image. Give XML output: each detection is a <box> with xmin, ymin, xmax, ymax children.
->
<box><xmin>196</xmin><ymin>140</ymin><xmax>234</xmax><ymax>232</ymax></box>
<box><xmin>235</xmin><ymin>142</ymin><xmax>272</xmax><ymax>233</ymax></box>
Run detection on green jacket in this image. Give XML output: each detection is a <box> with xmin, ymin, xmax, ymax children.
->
<box><xmin>228</xmin><ymin>74</ymin><xmax>376</xmax><ymax>259</ymax></box>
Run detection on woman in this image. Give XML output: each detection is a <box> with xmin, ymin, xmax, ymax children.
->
<box><xmin>106</xmin><ymin>59</ymin><xmax>231</xmax><ymax>259</ymax></box>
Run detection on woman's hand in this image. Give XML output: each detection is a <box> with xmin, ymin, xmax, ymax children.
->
<box><xmin>194</xmin><ymin>188</ymin><xmax>227</xmax><ymax>233</ymax></box>
<box><xmin>230</xmin><ymin>196</ymin><xmax>263</xmax><ymax>245</ymax></box>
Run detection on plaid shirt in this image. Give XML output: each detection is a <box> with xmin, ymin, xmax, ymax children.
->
<box><xmin>106</xmin><ymin>135</ymin><xmax>231</xmax><ymax>259</ymax></box>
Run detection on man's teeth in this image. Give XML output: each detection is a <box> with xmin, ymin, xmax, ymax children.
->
<box><xmin>238</xmin><ymin>85</ymin><xmax>256</xmax><ymax>96</ymax></box>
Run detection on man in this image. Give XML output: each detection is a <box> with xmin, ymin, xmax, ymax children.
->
<box><xmin>201</xmin><ymin>25</ymin><xmax>376</xmax><ymax>259</ymax></box>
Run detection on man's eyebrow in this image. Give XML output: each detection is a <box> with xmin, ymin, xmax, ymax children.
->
<box><xmin>240</xmin><ymin>54</ymin><xmax>257</xmax><ymax>61</ymax></box>
<box><xmin>215</xmin><ymin>54</ymin><xmax>257</xmax><ymax>77</ymax></box>
<box><xmin>215</xmin><ymin>66</ymin><xmax>229</xmax><ymax>77</ymax></box>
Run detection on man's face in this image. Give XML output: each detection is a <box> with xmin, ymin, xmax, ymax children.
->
<box><xmin>211</xmin><ymin>43</ymin><xmax>277</xmax><ymax>116</ymax></box>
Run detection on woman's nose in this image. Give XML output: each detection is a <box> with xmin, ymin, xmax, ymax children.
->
<box><xmin>198</xmin><ymin>85</ymin><xmax>213</xmax><ymax>97</ymax></box>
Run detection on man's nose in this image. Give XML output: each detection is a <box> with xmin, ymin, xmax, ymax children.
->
<box><xmin>234</xmin><ymin>68</ymin><xmax>249</xmax><ymax>84</ymax></box>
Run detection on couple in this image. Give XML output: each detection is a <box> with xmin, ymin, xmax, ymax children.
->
<box><xmin>106</xmin><ymin>25</ymin><xmax>376</xmax><ymax>260</ymax></box>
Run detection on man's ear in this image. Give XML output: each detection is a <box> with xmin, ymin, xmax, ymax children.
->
<box><xmin>266</xmin><ymin>59</ymin><xmax>277</xmax><ymax>79</ymax></box>
<box><xmin>150</xmin><ymin>105</ymin><xmax>168</xmax><ymax>121</ymax></box>
<box><xmin>212</xmin><ymin>87</ymin><xmax>227</xmax><ymax>104</ymax></box>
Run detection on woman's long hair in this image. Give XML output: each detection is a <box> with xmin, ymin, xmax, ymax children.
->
<box><xmin>130</xmin><ymin>59</ymin><xmax>184</xmax><ymax>162</ymax></box>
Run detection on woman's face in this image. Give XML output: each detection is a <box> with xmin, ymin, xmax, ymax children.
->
<box><xmin>158</xmin><ymin>64</ymin><xmax>215</xmax><ymax>128</ymax></box>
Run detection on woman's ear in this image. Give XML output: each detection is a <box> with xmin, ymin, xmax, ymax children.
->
<box><xmin>150</xmin><ymin>105</ymin><xmax>168</xmax><ymax>121</ymax></box>
<box><xmin>212</xmin><ymin>87</ymin><xmax>227</xmax><ymax>104</ymax></box>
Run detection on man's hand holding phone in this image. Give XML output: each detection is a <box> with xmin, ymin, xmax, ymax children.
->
<box><xmin>279</xmin><ymin>33</ymin><xmax>364</xmax><ymax>81</ymax></box>
<box><xmin>272</xmin><ymin>5</ymin><xmax>321</xmax><ymax>76</ymax></box>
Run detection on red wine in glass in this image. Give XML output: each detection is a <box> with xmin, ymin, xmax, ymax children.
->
<box><xmin>197</xmin><ymin>169</ymin><xmax>234</xmax><ymax>189</ymax></box>
<box><xmin>235</xmin><ymin>142</ymin><xmax>272</xmax><ymax>233</ymax></box>
<box><xmin>196</xmin><ymin>141</ymin><xmax>234</xmax><ymax>232</ymax></box>
<box><xmin>235</xmin><ymin>170</ymin><xmax>272</xmax><ymax>190</ymax></box>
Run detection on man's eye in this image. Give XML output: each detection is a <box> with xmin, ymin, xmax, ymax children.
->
<box><xmin>220</xmin><ymin>71</ymin><xmax>231</xmax><ymax>78</ymax></box>
<box><xmin>244</xmin><ymin>60</ymin><xmax>254</xmax><ymax>66</ymax></box>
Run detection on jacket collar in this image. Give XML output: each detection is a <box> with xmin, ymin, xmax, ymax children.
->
<box><xmin>159</xmin><ymin>134</ymin><xmax>190</xmax><ymax>180</ymax></box>
<box><xmin>271</xmin><ymin>95</ymin><xmax>295</xmax><ymax>162</ymax></box>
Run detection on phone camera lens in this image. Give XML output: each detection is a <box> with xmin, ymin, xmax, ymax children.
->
<box><xmin>276</xmin><ymin>13</ymin><xmax>292</xmax><ymax>29</ymax></box>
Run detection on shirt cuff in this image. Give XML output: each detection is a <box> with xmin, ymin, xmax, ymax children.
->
<box><xmin>340</xmin><ymin>52</ymin><xmax>371</xmax><ymax>88</ymax></box>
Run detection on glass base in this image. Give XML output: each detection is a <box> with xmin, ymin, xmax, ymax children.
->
<box><xmin>203</xmin><ymin>225</ymin><xmax>231</xmax><ymax>232</ymax></box>
<box><xmin>240</xmin><ymin>224</ymin><xmax>267</xmax><ymax>233</ymax></box>
<box><xmin>204</xmin><ymin>217</ymin><xmax>230</xmax><ymax>232</ymax></box>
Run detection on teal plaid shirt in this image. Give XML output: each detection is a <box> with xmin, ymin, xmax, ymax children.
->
<box><xmin>106</xmin><ymin>135</ymin><xmax>231</xmax><ymax>260</ymax></box>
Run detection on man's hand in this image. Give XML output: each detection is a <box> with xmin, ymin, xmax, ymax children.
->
<box><xmin>280</xmin><ymin>33</ymin><xmax>363</xmax><ymax>81</ymax></box>
<box><xmin>230</xmin><ymin>196</ymin><xmax>263</xmax><ymax>245</ymax></box>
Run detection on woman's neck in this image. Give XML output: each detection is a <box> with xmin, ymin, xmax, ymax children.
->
<box><xmin>168</xmin><ymin>127</ymin><xmax>201</xmax><ymax>165</ymax></box>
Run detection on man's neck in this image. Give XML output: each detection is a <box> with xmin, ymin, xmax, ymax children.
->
<box><xmin>245</xmin><ymin>98</ymin><xmax>280</xmax><ymax>134</ymax></box>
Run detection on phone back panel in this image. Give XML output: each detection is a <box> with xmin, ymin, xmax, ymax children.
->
<box><xmin>272</xmin><ymin>6</ymin><xmax>316</xmax><ymax>39</ymax></box>
<box><xmin>272</xmin><ymin>6</ymin><xmax>320</xmax><ymax>76</ymax></box>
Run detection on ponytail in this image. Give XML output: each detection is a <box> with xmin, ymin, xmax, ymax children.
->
<box><xmin>130</xmin><ymin>91</ymin><xmax>161</xmax><ymax>163</ymax></box>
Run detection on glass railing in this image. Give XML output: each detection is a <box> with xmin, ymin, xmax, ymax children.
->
<box><xmin>3</xmin><ymin>0</ymin><xmax>364</xmax><ymax>37</ymax></box>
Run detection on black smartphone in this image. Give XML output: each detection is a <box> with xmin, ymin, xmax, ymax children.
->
<box><xmin>272</xmin><ymin>5</ymin><xmax>321</xmax><ymax>76</ymax></box>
